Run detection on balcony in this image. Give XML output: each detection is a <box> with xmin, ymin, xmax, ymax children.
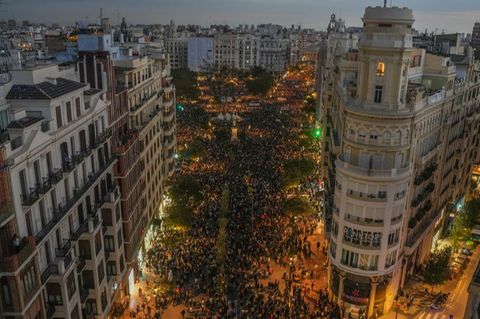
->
<box><xmin>0</xmin><ymin>236</ymin><xmax>36</xmax><ymax>272</ymax></box>
<box><xmin>21</xmin><ymin>188</ymin><xmax>40</xmax><ymax>206</ymax></box>
<box><xmin>112</xmin><ymin>130</ymin><xmax>139</xmax><ymax>155</ymax></box>
<box><xmin>41</xmin><ymin>253</ymin><xmax>75</xmax><ymax>284</ymax></box>
<box><xmin>92</xmin><ymin>128</ymin><xmax>113</xmax><ymax>149</ymax></box>
<box><xmin>163</xmin><ymin>107</ymin><xmax>175</xmax><ymax>122</ymax></box>
<box><xmin>406</xmin><ymin>208</ymin><xmax>441</xmax><ymax>249</ymax></box>
<box><xmin>104</xmin><ymin>186</ymin><xmax>120</xmax><ymax>203</ymax></box>
<box><xmin>130</xmin><ymin>93</ymin><xmax>158</xmax><ymax>114</ymax></box>
<box><xmin>49</xmin><ymin>169</ymin><xmax>63</xmax><ymax>184</ymax></box>
<box><xmin>41</xmin><ymin>264</ymin><xmax>57</xmax><ymax>284</ymax></box>
<box><xmin>335</xmin><ymin>158</ymin><xmax>410</xmax><ymax>179</ymax></box>
<box><xmin>347</xmin><ymin>189</ymin><xmax>387</xmax><ymax>202</ymax></box>
<box><xmin>77</xmin><ymin>258</ymin><xmax>86</xmax><ymax>273</ymax></box>
<box><xmin>55</xmin><ymin>240</ymin><xmax>71</xmax><ymax>258</ymax></box>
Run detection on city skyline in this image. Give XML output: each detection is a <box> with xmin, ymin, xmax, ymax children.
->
<box><xmin>2</xmin><ymin>0</ymin><xmax>480</xmax><ymax>34</ymax></box>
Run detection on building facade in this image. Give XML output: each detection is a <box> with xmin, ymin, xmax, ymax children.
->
<box><xmin>0</xmin><ymin>32</ymin><xmax>176</xmax><ymax>319</ymax></box>
<box><xmin>320</xmin><ymin>6</ymin><xmax>480</xmax><ymax>318</ymax></box>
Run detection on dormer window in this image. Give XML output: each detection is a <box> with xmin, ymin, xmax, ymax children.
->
<box><xmin>376</xmin><ymin>62</ymin><xmax>385</xmax><ymax>77</ymax></box>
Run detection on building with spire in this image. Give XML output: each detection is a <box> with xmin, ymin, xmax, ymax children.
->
<box><xmin>320</xmin><ymin>5</ymin><xmax>480</xmax><ymax>318</ymax></box>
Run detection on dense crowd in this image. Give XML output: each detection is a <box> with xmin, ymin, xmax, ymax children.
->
<box><xmin>138</xmin><ymin>64</ymin><xmax>341</xmax><ymax>319</ymax></box>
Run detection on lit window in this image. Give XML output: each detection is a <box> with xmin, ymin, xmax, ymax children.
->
<box><xmin>376</xmin><ymin>62</ymin><xmax>385</xmax><ymax>77</ymax></box>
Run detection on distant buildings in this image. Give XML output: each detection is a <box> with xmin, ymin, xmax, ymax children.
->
<box><xmin>472</xmin><ymin>22</ymin><xmax>480</xmax><ymax>60</ymax></box>
<box><xmin>187</xmin><ymin>37</ymin><xmax>214</xmax><ymax>72</ymax></box>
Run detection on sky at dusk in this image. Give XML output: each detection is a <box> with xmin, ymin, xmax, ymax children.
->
<box><xmin>2</xmin><ymin>0</ymin><xmax>479</xmax><ymax>34</ymax></box>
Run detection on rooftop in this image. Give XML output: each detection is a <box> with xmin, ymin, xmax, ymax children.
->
<box><xmin>7</xmin><ymin>116</ymin><xmax>42</xmax><ymax>129</ymax></box>
<box><xmin>6</xmin><ymin>78</ymin><xmax>86</xmax><ymax>100</ymax></box>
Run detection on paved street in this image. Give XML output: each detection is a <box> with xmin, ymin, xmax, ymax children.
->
<box><xmin>380</xmin><ymin>247</ymin><xmax>480</xmax><ymax>319</ymax></box>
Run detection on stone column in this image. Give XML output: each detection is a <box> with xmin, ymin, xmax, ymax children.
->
<box><xmin>368</xmin><ymin>278</ymin><xmax>378</xmax><ymax>318</ymax></box>
<box><xmin>338</xmin><ymin>271</ymin><xmax>346</xmax><ymax>303</ymax></box>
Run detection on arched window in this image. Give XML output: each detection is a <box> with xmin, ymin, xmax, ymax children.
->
<box><xmin>358</xmin><ymin>129</ymin><xmax>366</xmax><ymax>142</ymax></box>
<box><xmin>382</xmin><ymin>131</ymin><xmax>391</xmax><ymax>145</ymax></box>
<box><xmin>394</xmin><ymin>130</ymin><xmax>402</xmax><ymax>145</ymax></box>
<box><xmin>369</xmin><ymin>130</ymin><xmax>378</xmax><ymax>144</ymax></box>
<box><xmin>376</xmin><ymin>62</ymin><xmax>385</xmax><ymax>77</ymax></box>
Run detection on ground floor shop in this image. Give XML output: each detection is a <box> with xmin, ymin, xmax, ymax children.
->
<box><xmin>329</xmin><ymin>265</ymin><xmax>401</xmax><ymax>319</ymax></box>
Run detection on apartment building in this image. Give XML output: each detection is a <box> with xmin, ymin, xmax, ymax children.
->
<box><xmin>0</xmin><ymin>63</ymin><xmax>117</xmax><ymax>319</ymax></box>
<box><xmin>319</xmin><ymin>6</ymin><xmax>480</xmax><ymax>318</ymax></box>
<box><xmin>472</xmin><ymin>22</ymin><xmax>480</xmax><ymax>60</ymax></box>
<box><xmin>164</xmin><ymin>37</ymin><xmax>188</xmax><ymax>69</ymax></box>
<box><xmin>259</xmin><ymin>36</ymin><xmax>290</xmax><ymax>73</ymax></box>
<box><xmin>187</xmin><ymin>37</ymin><xmax>214</xmax><ymax>72</ymax></box>
<box><xmin>0</xmin><ymin>32</ymin><xmax>176</xmax><ymax>319</ymax></box>
<box><xmin>113</xmin><ymin>49</ymin><xmax>176</xmax><ymax>301</ymax></box>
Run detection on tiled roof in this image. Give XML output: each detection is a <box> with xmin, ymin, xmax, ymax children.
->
<box><xmin>6</xmin><ymin>78</ymin><xmax>86</xmax><ymax>100</ymax></box>
<box><xmin>7</xmin><ymin>116</ymin><xmax>43</xmax><ymax>129</ymax></box>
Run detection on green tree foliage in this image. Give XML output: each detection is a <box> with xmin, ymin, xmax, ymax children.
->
<box><xmin>284</xmin><ymin>196</ymin><xmax>316</xmax><ymax>217</ymax></box>
<box><xmin>168</xmin><ymin>175</ymin><xmax>202</xmax><ymax>206</ymax></box>
<box><xmin>164</xmin><ymin>202</ymin><xmax>193</xmax><ymax>229</ymax></box>
<box><xmin>171</xmin><ymin>68</ymin><xmax>199</xmax><ymax>99</ymax></box>
<box><xmin>246</xmin><ymin>67</ymin><xmax>274</xmax><ymax>95</ymax></box>
<box><xmin>450</xmin><ymin>199</ymin><xmax>480</xmax><ymax>250</ymax></box>
<box><xmin>281</xmin><ymin>157</ymin><xmax>316</xmax><ymax>189</ymax></box>
<box><xmin>180</xmin><ymin>139</ymin><xmax>207</xmax><ymax>161</ymax></box>
<box><xmin>423</xmin><ymin>246</ymin><xmax>452</xmax><ymax>292</ymax></box>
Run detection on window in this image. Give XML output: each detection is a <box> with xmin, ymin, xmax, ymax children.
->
<box><xmin>66</xmin><ymin>102</ymin><xmax>72</xmax><ymax>122</ymax></box>
<box><xmin>376</xmin><ymin>62</ymin><xmax>385</xmax><ymax>76</ymax></box>
<box><xmin>67</xmin><ymin>272</ymin><xmax>76</xmax><ymax>299</ymax></box>
<box><xmin>385</xmin><ymin>250</ymin><xmax>397</xmax><ymax>268</ymax></box>
<box><xmin>46</xmin><ymin>283</ymin><xmax>63</xmax><ymax>305</ymax></box>
<box><xmin>104</xmin><ymin>235</ymin><xmax>115</xmax><ymax>252</ymax></box>
<box><xmin>330</xmin><ymin>242</ymin><xmax>336</xmax><ymax>258</ymax></box>
<box><xmin>119</xmin><ymin>254</ymin><xmax>125</xmax><ymax>273</ymax></box>
<box><xmin>117</xmin><ymin>229</ymin><xmax>123</xmax><ymax>248</ymax></box>
<box><xmin>75</xmin><ymin>97</ymin><xmax>81</xmax><ymax>117</ymax></box>
<box><xmin>106</xmin><ymin>261</ymin><xmax>117</xmax><ymax>276</ymax></box>
<box><xmin>358</xmin><ymin>129</ymin><xmax>366</xmax><ymax>142</ymax></box>
<box><xmin>1</xmin><ymin>280</ymin><xmax>12</xmax><ymax>307</ymax></box>
<box><xmin>20</xmin><ymin>263</ymin><xmax>37</xmax><ymax>297</ymax></box>
<box><xmin>86</xmin><ymin>299</ymin><xmax>97</xmax><ymax>315</ymax></box>
<box><xmin>374</xmin><ymin>86</ymin><xmax>383</xmax><ymax>103</ymax></box>
<box><xmin>55</xmin><ymin>106</ymin><xmax>62</xmax><ymax>128</ymax></box>
<box><xmin>97</xmin><ymin>260</ymin><xmax>105</xmax><ymax>283</ymax></box>
<box><xmin>369</xmin><ymin>131</ymin><xmax>378</xmax><ymax>143</ymax></box>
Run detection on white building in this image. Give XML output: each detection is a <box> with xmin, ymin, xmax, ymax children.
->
<box><xmin>187</xmin><ymin>37</ymin><xmax>214</xmax><ymax>72</ymax></box>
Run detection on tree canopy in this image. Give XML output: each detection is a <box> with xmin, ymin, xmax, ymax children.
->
<box><xmin>168</xmin><ymin>175</ymin><xmax>202</xmax><ymax>206</ymax></box>
<box><xmin>171</xmin><ymin>68</ymin><xmax>199</xmax><ymax>99</ymax></box>
<box><xmin>423</xmin><ymin>246</ymin><xmax>452</xmax><ymax>291</ymax></box>
<box><xmin>281</xmin><ymin>157</ymin><xmax>316</xmax><ymax>189</ymax></box>
<box><xmin>246</xmin><ymin>67</ymin><xmax>274</xmax><ymax>96</ymax></box>
<box><xmin>450</xmin><ymin>199</ymin><xmax>480</xmax><ymax>250</ymax></box>
<box><xmin>283</xmin><ymin>196</ymin><xmax>316</xmax><ymax>217</ymax></box>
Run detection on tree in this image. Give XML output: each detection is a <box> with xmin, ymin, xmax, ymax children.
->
<box><xmin>171</xmin><ymin>68</ymin><xmax>199</xmax><ymax>99</ymax></box>
<box><xmin>423</xmin><ymin>247</ymin><xmax>452</xmax><ymax>292</ymax></box>
<box><xmin>245</xmin><ymin>67</ymin><xmax>274</xmax><ymax>95</ymax></box>
<box><xmin>180</xmin><ymin>139</ymin><xmax>207</xmax><ymax>161</ymax></box>
<box><xmin>168</xmin><ymin>175</ymin><xmax>202</xmax><ymax>205</ymax></box>
<box><xmin>164</xmin><ymin>202</ymin><xmax>193</xmax><ymax>229</ymax></box>
<box><xmin>450</xmin><ymin>199</ymin><xmax>480</xmax><ymax>250</ymax></box>
<box><xmin>281</xmin><ymin>157</ymin><xmax>316</xmax><ymax>189</ymax></box>
<box><xmin>284</xmin><ymin>196</ymin><xmax>316</xmax><ymax>217</ymax></box>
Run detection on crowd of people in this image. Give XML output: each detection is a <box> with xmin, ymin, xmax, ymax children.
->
<box><xmin>137</xmin><ymin>63</ymin><xmax>342</xmax><ymax>319</ymax></box>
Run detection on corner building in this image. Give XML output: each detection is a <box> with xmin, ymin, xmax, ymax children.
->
<box><xmin>323</xmin><ymin>6</ymin><xmax>480</xmax><ymax>318</ymax></box>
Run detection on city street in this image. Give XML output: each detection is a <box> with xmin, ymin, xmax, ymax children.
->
<box><xmin>121</xmin><ymin>60</ymin><xmax>335</xmax><ymax>319</ymax></box>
